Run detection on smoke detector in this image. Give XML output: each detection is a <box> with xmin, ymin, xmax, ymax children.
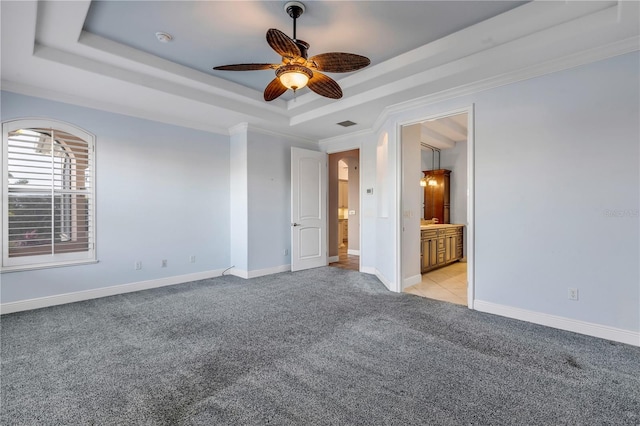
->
<box><xmin>155</xmin><ymin>32</ymin><xmax>173</xmax><ymax>43</ymax></box>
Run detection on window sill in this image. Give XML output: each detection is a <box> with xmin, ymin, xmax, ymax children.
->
<box><xmin>1</xmin><ymin>259</ymin><xmax>99</xmax><ymax>273</ymax></box>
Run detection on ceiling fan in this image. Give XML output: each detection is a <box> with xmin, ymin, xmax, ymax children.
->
<box><xmin>213</xmin><ymin>1</ymin><xmax>370</xmax><ymax>101</ymax></box>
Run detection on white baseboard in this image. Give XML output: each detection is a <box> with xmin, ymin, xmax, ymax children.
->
<box><xmin>328</xmin><ymin>256</ymin><xmax>339</xmax><ymax>263</ymax></box>
<box><xmin>347</xmin><ymin>249</ymin><xmax>360</xmax><ymax>256</ymax></box>
<box><xmin>360</xmin><ymin>266</ymin><xmax>376</xmax><ymax>275</ymax></box>
<box><xmin>0</xmin><ymin>269</ymin><xmax>225</xmax><ymax>315</ymax></box>
<box><xmin>230</xmin><ymin>264</ymin><xmax>291</xmax><ymax>279</ymax></box>
<box><xmin>474</xmin><ymin>300</ymin><xmax>640</xmax><ymax>347</ymax></box>
<box><xmin>375</xmin><ymin>269</ymin><xmax>395</xmax><ymax>292</ymax></box>
<box><xmin>403</xmin><ymin>274</ymin><xmax>422</xmax><ymax>289</ymax></box>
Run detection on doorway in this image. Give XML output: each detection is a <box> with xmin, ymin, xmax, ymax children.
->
<box><xmin>328</xmin><ymin>149</ymin><xmax>360</xmax><ymax>271</ymax></box>
<box><xmin>399</xmin><ymin>108</ymin><xmax>474</xmax><ymax>307</ymax></box>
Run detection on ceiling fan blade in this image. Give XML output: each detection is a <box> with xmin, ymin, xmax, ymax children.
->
<box><xmin>307</xmin><ymin>71</ymin><xmax>343</xmax><ymax>99</ymax></box>
<box><xmin>264</xmin><ymin>78</ymin><xmax>288</xmax><ymax>101</ymax></box>
<box><xmin>266</xmin><ymin>28</ymin><xmax>301</xmax><ymax>59</ymax></box>
<box><xmin>213</xmin><ymin>63</ymin><xmax>277</xmax><ymax>71</ymax></box>
<box><xmin>308</xmin><ymin>52</ymin><xmax>371</xmax><ymax>73</ymax></box>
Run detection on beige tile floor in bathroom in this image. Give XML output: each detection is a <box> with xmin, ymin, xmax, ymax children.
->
<box><xmin>405</xmin><ymin>262</ymin><xmax>467</xmax><ymax>306</ymax></box>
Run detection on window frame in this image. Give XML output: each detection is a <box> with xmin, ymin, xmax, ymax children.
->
<box><xmin>2</xmin><ymin>118</ymin><xmax>97</xmax><ymax>272</ymax></box>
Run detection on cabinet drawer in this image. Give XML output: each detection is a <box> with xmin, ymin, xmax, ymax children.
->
<box><xmin>445</xmin><ymin>228</ymin><xmax>458</xmax><ymax>235</ymax></box>
<box><xmin>437</xmin><ymin>238</ymin><xmax>445</xmax><ymax>250</ymax></box>
<box><xmin>422</xmin><ymin>230</ymin><xmax>437</xmax><ymax>239</ymax></box>
<box><xmin>438</xmin><ymin>252</ymin><xmax>445</xmax><ymax>263</ymax></box>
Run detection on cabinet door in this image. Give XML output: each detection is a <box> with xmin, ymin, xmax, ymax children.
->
<box><xmin>421</xmin><ymin>237</ymin><xmax>438</xmax><ymax>272</ymax></box>
<box><xmin>429</xmin><ymin>238</ymin><xmax>438</xmax><ymax>269</ymax></box>
<box><xmin>446</xmin><ymin>235</ymin><xmax>457</xmax><ymax>262</ymax></box>
<box><xmin>455</xmin><ymin>230</ymin><xmax>463</xmax><ymax>259</ymax></box>
<box><xmin>421</xmin><ymin>238</ymin><xmax>428</xmax><ymax>271</ymax></box>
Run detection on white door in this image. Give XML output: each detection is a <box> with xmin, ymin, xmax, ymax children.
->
<box><xmin>291</xmin><ymin>147</ymin><xmax>327</xmax><ymax>271</ymax></box>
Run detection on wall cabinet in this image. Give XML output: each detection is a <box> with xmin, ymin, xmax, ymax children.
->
<box><xmin>423</xmin><ymin>169</ymin><xmax>450</xmax><ymax>224</ymax></box>
<box><xmin>421</xmin><ymin>225</ymin><xmax>463</xmax><ymax>273</ymax></box>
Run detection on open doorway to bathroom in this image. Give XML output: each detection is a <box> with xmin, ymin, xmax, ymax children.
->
<box><xmin>401</xmin><ymin>111</ymin><xmax>471</xmax><ymax>306</ymax></box>
<box><xmin>328</xmin><ymin>149</ymin><xmax>360</xmax><ymax>271</ymax></box>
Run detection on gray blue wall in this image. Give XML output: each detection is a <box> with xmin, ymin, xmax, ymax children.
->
<box><xmin>368</xmin><ymin>51</ymin><xmax>639</xmax><ymax>332</ymax></box>
<box><xmin>1</xmin><ymin>91</ymin><xmax>230</xmax><ymax>303</ymax></box>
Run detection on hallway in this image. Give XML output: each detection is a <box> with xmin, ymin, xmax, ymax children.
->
<box><xmin>328</xmin><ymin>246</ymin><xmax>359</xmax><ymax>271</ymax></box>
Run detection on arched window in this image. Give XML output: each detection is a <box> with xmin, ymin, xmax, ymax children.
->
<box><xmin>2</xmin><ymin>119</ymin><xmax>96</xmax><ymax>270</ymax></box>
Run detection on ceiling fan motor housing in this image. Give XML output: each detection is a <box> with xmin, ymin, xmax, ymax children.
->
<box><xmin>285</xmin><ymin>1</ymin><xmax>305</xmax><ymax>19</ymax></box>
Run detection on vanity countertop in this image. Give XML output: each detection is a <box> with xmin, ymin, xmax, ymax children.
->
<box><xmin>420</xmin><ymin>224</ymin><xmax>464</xmax><ymax>229</ymax></box>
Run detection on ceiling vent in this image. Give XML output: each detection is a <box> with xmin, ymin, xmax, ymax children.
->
<box><xmin>337</xmin><ymin>120</ymin><xmax>357</xmax><ymax>127</ymax></box>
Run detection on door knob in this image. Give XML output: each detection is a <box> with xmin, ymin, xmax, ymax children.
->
<box><xmin>292</xmin><ymin>223</ymin><xmax>301</xmax><ymax>227</ymax></box>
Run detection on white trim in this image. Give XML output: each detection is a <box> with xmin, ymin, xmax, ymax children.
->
<box><xmin>395</xmin><ymin>105</ymin><xmax>475</xmax><ymax>300</ymax></box>
<box><xmin>394</xmin><ymin>120</ymin><xmax>403</xmax><ymax>294</ymax></box>
<box><xmin>230</xmin><ymin>264</ymin><xmax>291</xmax><ymax>280</ymax></box>
<box><xmin>229</xmin><ymin>268</ymin><xmax>249</xmax><ymax>279</ymax></box>
<box><xmin>1</xmin><ymin>82</ymin><xmax>232</xmax><ymax>136</ymax></box>
<box><xmin>465</xmin><ymin>105</ymin><xmax>475</xmax><ymax>310</ymax></box>
<box><xmin>2</xmin><ymin>118</ymin><xmax>97</xmax><ymax>270</ymax></box>
<box><xmin>0</xmin><ymin>269</ymin><xmax>225</xmax><ymax>315</ymax></box>
<box><xmin>1</xmin><ymin>259</ymin><xmax>98</xmax><ymax>273</ymax></box>
<box><xmin>245</xmin><ymin>124</ymin><xmax>318</xmax><ymax>148</ymax></box>
<box><xmin>474</xmin><ymin>300</ymin><xmax>640</xmax><ymax>347</ymax></box>
<box><xmin>328</xmin><ymin>255</ymin><xmax>339</xmax><ymax>263</ymax></box>
<box><xmin>403</xmin><ymin>274</ymin><xmax>422</xmax><ymax>289</ymax></box>
<box><xmin>361</xmin><ymin>266</ymin><xmax>376</xmax><ymax>275</ymax></box>
<box><xmin>375</xmin><ymin>269</ymin><xmax>394</xmax><ymax>292</ymax></box>
<box><xmin>319</xmin><ymin>129</ymin><xmax>372</xmax><ymax>153</ymax></box>
<box><xmin>347</xmin><ymin>249</ymin><xmax>360</xmax><ymax>256</ymax></box>
<box><xmin>228</xmin><ymin>122</ymin><xmax>249</xmax><ymax>135</ymax></box>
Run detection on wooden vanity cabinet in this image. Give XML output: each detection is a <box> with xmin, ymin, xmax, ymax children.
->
<box><xmin>423</xmin><ymin>169</ymin><xmax>451</xmax><ymax>224</ymax></box>
<box><xmin>421</xmin><ymin>225</ymin><xmax>463</xmax><ymax>273</ymax></box>
<box><xmin>421</xmin><ymin>229</ymin><xmax>438</xmax><ymax>271</ymax></box>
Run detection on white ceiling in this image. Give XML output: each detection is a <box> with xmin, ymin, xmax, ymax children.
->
<box><xmin>1</xmin><ymin>1</ymin><xmax>638</xmax><ymax>142</ymax></box>
<box><xmin>421</xmin><ymin>113</ymin><xmax>468</xmax><ymax>150</ymax></box>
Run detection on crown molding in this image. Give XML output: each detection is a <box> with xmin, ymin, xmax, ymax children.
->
<box><xmin>318</xmin><ymin>129</ymin><xmax>373</xmax><ymax>148</ymax></box>
<box><xmin>0</xmin><ymin>81</ymin><xmax>230</xmax><ymax>136</ymax></box>
<box><xmin>228</xmin><ymin>122</ymin><xmax>249</xmax><ymax>136</ymax></box>
<box><xmin>246</xmin><ymin>124</ymin><xmax>318</xmax><ymax>147</ymax></box>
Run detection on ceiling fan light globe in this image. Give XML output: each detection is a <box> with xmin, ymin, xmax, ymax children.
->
<box><xmin>276</xmin><ymin>64</ymin><xmax>313</xmax><ymax>91</ymax></box>
<box><xmin>279</xmin><ymin>71</ymin><xmax>309</xmax><ymax>90</ymax></box>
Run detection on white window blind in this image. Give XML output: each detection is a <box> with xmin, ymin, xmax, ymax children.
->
<box><xmin>2</xmin><ymin>119</ymin><xmax>96</xmax><ymax>270</ymax></box>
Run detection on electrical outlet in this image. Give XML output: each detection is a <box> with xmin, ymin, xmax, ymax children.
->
<box><xmin>568</xmin><ymin>288</ymin><xmax>579</xmax><ymax>301</ymax></box>
<box><xmin>134</xmin><ymin>261</ymin><xmax>142</xmax><ymax>270</ymax></box>
<box><xmin>189</xmin><ymin>255</ymin><xmax>196</xmax><ymax>263</ymax></box>
<box><xmin>162</xmin><ymin>259</ymin><xmax>168</xmax><ymax>268</ymax></box>
<box><xmin>284</xmin><ymin>249</ymin><xmax>288</xmax><ymax>256</ymax></box>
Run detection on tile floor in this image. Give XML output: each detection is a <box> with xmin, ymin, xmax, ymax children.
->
<box><xmin>328</xmin><ymin>245</ymin><xmax>359</xmax><ymax>271</ymax></box>
<box><xmin>405</xmin><ymin>262</ymin><xmax>468</xmax><ymax>306</ymax></box>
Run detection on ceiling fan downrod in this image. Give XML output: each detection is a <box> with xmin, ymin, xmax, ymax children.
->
<box><xmin>285</xmin><ymin>1</ymin><xmax>305</xmax><ymax>41</ymax></box>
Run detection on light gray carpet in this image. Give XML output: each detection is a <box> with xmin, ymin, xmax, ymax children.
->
<box><xmin>1</xmin><ymin>267</ymin><xmax>639</xmax><ymax>425</ymax></box>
